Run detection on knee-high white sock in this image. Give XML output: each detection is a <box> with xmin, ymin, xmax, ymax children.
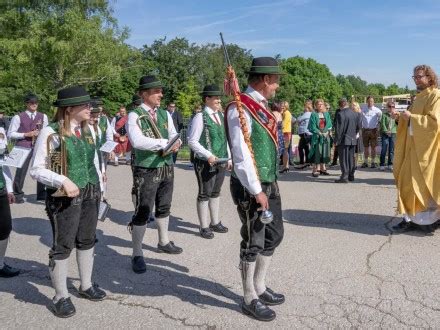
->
<box><xmin>0</xmin><ymin>238</ymin><xmax>8</xmax><ymax>268</ymax></box>
<box><xmin>125</xmin><ymin>151</ymin><xmax>131</xmax><ymax>161</ymax></box>
<box><xmin>156</xmin><ymin>216</ymin><xmax>169</xmax><ymax>246</ymax></box>
<box><xmin>240</xmin><ymin>261</ymin><xmax>258</xmax><ymax>305</ymax></box>
<box><xmin>197</xmin><ymin>201</ymin><xmax>210</xmax><ymax>229</ymax></box>
<box><xmin>114</xmin><ymin>155</ymin><xmax>119</xmax><ymax>163</ymax></box>
<box><xmin>254</xmin><ymin>255</ymin><xmax>272</xmax><ymax>295</ymax></box>
<box><xmin>77</xmin><ymin>248</ymin><xmax>94</xmax><ymax>291</ymax></box>
<box><xmin>132</xmin><ymin>224</ymin><xmax>147</xmax><ymax>257</ymax></box>
<box><xmin>208</xmin><ymin>197</ymin><xmax>221</xmax><ymax>226</ymax></box>
<box><xmin>49</xmin><ymin>259</ymin><xmax>69</xmax><ymax>303</ymax></box>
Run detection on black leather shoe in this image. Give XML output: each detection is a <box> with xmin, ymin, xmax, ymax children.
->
<box><xmin>157</xmin><ymin>241</ymin><xmax>183</xmax><ymax>254</ymax></box>
<box><xmin>258</xmin><ymin>287</ymin><xmax>285</xmax><ymax>306</ymax></box>
<box><xmin>370</xmin><ymin>163</ymin><xmax>377</xmax><ymax>168</ymax></box>
<box><xmin>348</xmin><ymin>176</ymin><xmax>355</xmax><ymax>182</ymax></box>
<box><xmin>361</xmin><ymin>163</ymin><xmax>368</xmax><ymax>168</ymax></box>
<box><xmin>200</xmin><ymin>228</ymin><xmax>214</xmax><ymax>239</ymax></box>
<box><xmin>319</xmin><ymin>170</ymin><xmax>330</xmax><ymax>176</ymax></box>
<box><xmin>15</xmin><ymin>199</ymin><xmax>25</xmax><ymax>204</ymax></box>
<box><xmin>0</xmin><ymin>264</ymin><xmax>20</xmax><ymax>278</ymax></box>
<box><xmin>392</xmin><ymin>219</ymin><xmax>415</xmax><ymax>232</ymax></box>
<box><xmin>210</xmin><ymin>222</ymin><xmax>228</xmax><ymax>233</ymax></box>
<box><xmin>334</xmin><ymin>179</ymin><xmax>348</xmax><ymax>183</ymax></box>
<box><xmin>132</xmin><ymin>256</ymin><xmax>147</xmax><ymax>274</ymax></box>
<box><xmin>79</xmin><ymin>283</ymin><xmax>106</xmax><ymax>301</ymax></box>
<box><xmin>52</xmin><ymin>297</ymin><xmax>76</xmax><ymax>318</ymax></box>
<box><xmin>242</xmin><ymin>299</ymin><xmax>276</xmax><ymax>322</ymax></box>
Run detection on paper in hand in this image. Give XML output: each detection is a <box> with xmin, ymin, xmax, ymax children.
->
<box><xmin>0</xmin><ymin>146</ymin><xmax>31</xmax><ymax>168</ymax></box>
<box><xmin>99</xmin><ymin>141</ymin><xmax>118</xmax><ymax>153</ymax></box>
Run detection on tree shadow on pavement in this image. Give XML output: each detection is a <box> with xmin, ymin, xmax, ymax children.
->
<box><xmin>93</xmin><ymin>228</ymin><xmax>241</xmax><ymax>311</ymax></box>
<box><xmin>0</xmin><ymin>258</ymin><xmax>53</xmax><ymax>307</ymax></box>
<box><xmin>278</xmin><ymin>169</ymin><xmax>395</xmax><ymax>186</ymax></box>
<box><xmin>284</xmin><ymin>209</ymin><xmax>395</xmax><ymax>236</ymax></box>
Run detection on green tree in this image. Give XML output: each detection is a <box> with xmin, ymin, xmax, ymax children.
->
<box><xmin>175</xmin><ymin>77</ymin><xmax>200</xmax><ymax>118</ymax></box>
<box><xmin>0</xmin><ymin>1</ymin><xmax>131</xmax><ymax>115</ymax></box>
<box><xmin>278</xmin><ymin>56</ymin><xmax>342</xmax><ymax>116</ymax></box>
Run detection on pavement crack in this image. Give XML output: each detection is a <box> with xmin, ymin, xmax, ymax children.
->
<box><xmin>105</xmin><ymin>295</ymin><xmax>215</xmax><ymax>328</ymax></box>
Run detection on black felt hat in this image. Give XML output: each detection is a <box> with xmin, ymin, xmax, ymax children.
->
<box><xmin>247</xmin><ymin>57</ymin><xmax>284</xmax><ymax>75</ymax></box>
<box><xmin>132</xmin><ymin>94</ymin><xmax>142</xmax><ymax>106</ymax></box>
<box><xmin>92</xmin><ymin>97</ymin><xmax>103</xmax><ymax>106</ymax></box>
<box><xmin>53</xmin><ymin>86</ymin><xmax>91</xmax><ymax>107</ymax></box>
<box><xmin>24</xmin><ymin>93</ymin><xmax>38</xmax><ymax>103</ymax></box>
<box><xmin>138</xmin><ymin>75</ymin><xmax>163</xmax><ymax>91</ymax></box>
<box><xmin>200</xmin><ymin>85</ymin><xmax>223</xmax><ymax>97</ymax></box>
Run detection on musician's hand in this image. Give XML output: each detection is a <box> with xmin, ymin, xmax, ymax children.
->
<box><xmin>62</xmin><ymin>178</ymin><xmax>80</xmax><ymax>197</ymax></box>
<box><xmin>207</xmin><ymin>155</ymin><xmax>217</xmax><ymax>166</ymax></box>
<box><xmin>170</xmin><ymin>139</ymin><xmax>181</xmax><ymax>153</ymax></box>
<box><xmin>255</xmin><ymin>191</ymin><xmax>269</xmax><ymax>211</ymax></box>
<box><xmin>102</xmin><ymin>173</ymin><xmax>107</xmax><ymax>183</ymax></box>
<box><xmin>401</xmin><ymin>110</ymin><xmax>411</xmax><ymax>121</ymax></box>
<box><xmin>7</xmin><ymin>193</ymin><xmax>15</xmax><ymax>204</ymax></box>
<box><xmin>114</xmin><ymin>133</ymin><xmax>121</xmax><ymax>138</ymax></box>
<box><xmin>227</xmin><ymin>160</ymin><xmax>232</xmax><ymax>171</ymax></box>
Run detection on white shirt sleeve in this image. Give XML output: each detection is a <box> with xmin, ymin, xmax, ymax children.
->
<box><xmin>105</xmin><ymin>118</ymin><xmax>114</xmax><ymax>142</ymax></box>
<box><xmin>166</xmin><ymin>111</ymin><xmax>180</xmax><ymax>142</ymax></box>
<box><xmin>43</xmin><ymin>114</ymin><xmax>49</xmax><ymax>128</ymax></box>
<box><xmin>2</xmin><ymin>165</ymin><xmax>13</xmax><ymax>193</ymax></box>
<box><xmin>7</xmin><ymin>115</ymin><xmax>25</xmax><ymax>140</ymax></box>
<box><xmin>226</xmin><ymin>105</ymin><xmax>262</xmax><ymax>195</ymax></box>
<box><xmin>127</xmin><ymin>111</ymin><xmax>168</xmax><ymax>151</ymax></box>
<box><xmin>187</xmin><ymin>113</ymin><xmax>213</xmax><ymax>160</ymax></box>
<box><xmin>88</xmin><ymin>124</ymin><xmax>105</xmax><ymax>191</ymax></box>
<box><xmin>30</xmin><ymin>126</ymin><xmax>68</xmax><ymax>188</ymax></box>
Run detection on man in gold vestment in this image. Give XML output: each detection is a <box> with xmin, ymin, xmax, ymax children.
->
<box><xmin>392</xmin><ymin>65</ymin><xmax>440</xmax><ymax>231</ymax></box>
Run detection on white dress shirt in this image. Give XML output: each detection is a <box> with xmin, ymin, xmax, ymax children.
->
<box><xmin>127</xmin><ymin>103</ymin><xmax>179</xmax><ymax>151</ymax></box>
<box><xmin>30</xmin><ymin>123</ymin><xmax>104</xmax><ymax>191</ymax></box>
<box><xmin>188</xmin><ymin>106</ymin><xmax>231</xmax><ymax>160</ymax></box>
<box><xmin>361</xmin><ymin>106</ymin><xmax>382</xmax><ymax>129</ymax></box>
<box><xmin>227</xmin><ymin>86</ymin><xmax>268</xmax><ymax>195</ymax></box>
<box><xmin>0</xmin><ymin>127</ymin><xmax>13</xmax><ymax>193</ymax></box>
<box><xmin>7</xmin><ymin>110</ymin><xmax>49</xmax><ymax>139</ymax></box>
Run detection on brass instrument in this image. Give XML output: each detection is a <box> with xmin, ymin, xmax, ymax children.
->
<box><xmin>136</xmin><ymin>113</ymin><xmax>179</xmax><ymax>157</ymax></box>
<box><xmin>46</xmin><ymin>121</ymin><xmax>67</xmax><ymax>197</ymax></box>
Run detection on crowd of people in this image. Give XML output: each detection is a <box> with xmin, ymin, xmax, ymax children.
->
<box><xmin>0</xmin><ymin>60</ymin><xmax>439</xmax><ymax>322</ymax></box>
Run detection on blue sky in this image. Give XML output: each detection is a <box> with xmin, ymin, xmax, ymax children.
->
<box><xmin>113</xmin><ymin>0</ymin><xmax>440</xmax><ymax>87</ymax></box>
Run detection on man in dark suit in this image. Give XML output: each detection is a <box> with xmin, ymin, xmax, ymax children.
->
<box><xmin>167</xmin><ymin>102</ymin><xmax>183</xmax><ymax>163</ymax></box>
<box><xmin>334</xmin><ymin>98</ymin><xmax>361</xmax><ymax>183</ymax></box>
<box><xmin>330</xmin><ymin>106</ymin><xmax>342</xmax><ymax>166</ymax></box>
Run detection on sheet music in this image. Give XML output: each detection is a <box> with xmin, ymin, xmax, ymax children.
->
<box><xmin>0</xmin><ymin>146</ymin><xmax>31</xmax><ymax>168</ymax></box>
<box><xmin>99</xmin><ymin>141</ymin><xmax>118</xmax><ymax>153</ymax></box>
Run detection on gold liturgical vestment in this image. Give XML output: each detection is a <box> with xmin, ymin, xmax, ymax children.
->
<box><xmin>393</xmin><ymin>87</ymin><xmax>440</xmax><ymax>218</ymax></box>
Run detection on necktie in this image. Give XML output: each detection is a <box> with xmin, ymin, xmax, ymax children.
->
<box><xmin>212</xmin><ymin>112</ymin><xmax>221</xmax><ymax>125</ymax></box>
<box><xmin>31</xmin><ymin>113</ymin><xmax>35</xmax><ymax>121</ymax></box>
<box><xmin>149</xmin><ymin>109</ymin><xmax>157</xmax><ymax>123</ymax></box>
<box><xmin>74</xmin><ymin>127</ymin><xmax>81</xmax><ymax>138</ymax></box>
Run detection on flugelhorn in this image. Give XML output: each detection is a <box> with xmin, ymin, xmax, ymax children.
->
<box><xmin>46</xmin><ymin>121</ymin><xmax>67</xmax><ymax>197</ymax></box>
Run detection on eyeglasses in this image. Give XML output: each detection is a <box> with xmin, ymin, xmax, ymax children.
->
<box><xmin>412</xmin><ymin>75</ymin><xmax>428</xmax><ymax>80</ymax></box>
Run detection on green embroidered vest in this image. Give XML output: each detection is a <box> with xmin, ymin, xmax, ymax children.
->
<box><xmin>50</xmin><ymin>123</ymin><xmax>99</xmax><ymax>188</ymax></box>
<box><xmin>197</xmin><ymin>111</ymin><xmax>228</xmax><ymax>159</ymax></box>
<box><xmin>250</xmin><ymin>116</ymin><xmax>278</xmax><ymax>183</ymax></box>
<box><xmin>0</xmin><ymin>167</ymin><xmax>5</xmax><ymax>190</ymax></box>
<box><xmin>132</xmin><ymin>107</ymin><xmax>173</xmax><ymax>168</ymax></box>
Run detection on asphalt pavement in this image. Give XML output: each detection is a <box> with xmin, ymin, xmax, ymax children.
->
<box><xmin>1</xmin><ymin>163</ymin><xmax>439</xmax><ymax>328</ymax></box>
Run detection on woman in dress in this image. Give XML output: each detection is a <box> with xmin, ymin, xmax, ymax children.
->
<box><xmin>308</xmin><ymin>99</ymin><xmax>332</xmax><ymax>177</ymax></box>
<box><xmin>271</xmin><ymin>102</ymin><xmax>285</xmax><ymax>161</ymax></box>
